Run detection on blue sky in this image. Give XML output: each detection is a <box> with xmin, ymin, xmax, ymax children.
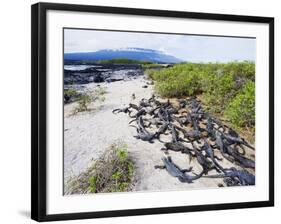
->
<box><xmin>64</xmin><ymin>29</ymin><xmax>256</xmax><ymax>63</ymax></box>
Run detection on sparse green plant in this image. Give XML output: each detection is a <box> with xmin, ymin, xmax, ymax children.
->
<box><xmin>64</xmin><ymin>88</ymin><xmax>79</xmax><ymax>103</ymax></box>
<box><xmin>72</xmin><ymin>86</ymin><xmax>107</xmax><ymax>114</ymax></box>
<box><xmin>65</xmin><ymin>140</ymin><xmax>134</xmax><ymax>195</ymax></box>
<box><xmin>64</xmin><ymin>88</ymin><xmax>78</xmax><ymax>97</ymax></box>
<box><xmin>117</xmin><ymin>149</ymin><xmax>127</xmax><ymax>162</ymax></box>
<box><xmin>89</xmin><ymin>176</ymin><xmax>97</xmax><ymax>193</ymax></box>
<box><xmin>77</xmin><ymin>94</ymin><xmax>92</xmax><ymax>112</ymax></box>
<box><xmin>92</xmin><ymin>86</ymin><xmax>107</xmax><ymax>102</ymax></box>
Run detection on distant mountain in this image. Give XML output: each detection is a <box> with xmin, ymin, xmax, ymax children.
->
<box><xmin>64</xmin><ymin>48</ymin><xmax>183</xmax><ymax>64</ymax></box>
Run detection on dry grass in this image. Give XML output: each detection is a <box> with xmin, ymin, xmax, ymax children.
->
<box><xmin>65</xmin><ymin>140</ymin><xmax>135</xmax><ymax>195</ymax></box>
<box><xmin>71</xmin><ymin>86</ymin><xmax>107</xmax><ymax>115</ymax></box>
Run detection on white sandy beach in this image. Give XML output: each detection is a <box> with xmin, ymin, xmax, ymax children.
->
<box><xmin>64</xmin><ymin>75</ymin><xmax>255</xmax><ymax>193</ymax></box>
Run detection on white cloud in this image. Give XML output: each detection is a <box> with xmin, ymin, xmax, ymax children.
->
<box><xmin>64</xmin><ymin>29</ymin><xmax>256</xmax><ymax>63</ymax></box>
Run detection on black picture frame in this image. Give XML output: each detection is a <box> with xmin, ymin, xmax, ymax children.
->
<box><xmin>31</xmin><ymin>2</ymin><xmax>274</xmax><ymax>222</ymax></box>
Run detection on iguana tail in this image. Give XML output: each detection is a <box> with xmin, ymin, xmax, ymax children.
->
<box><xmin>192</xmin><ymin>172</ymin><xmax>225</xmax><ymax>178</ymax></box>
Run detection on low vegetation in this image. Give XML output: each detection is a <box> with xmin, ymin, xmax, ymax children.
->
<box><xmin>147</xmin><ymin>61</ymin><xmax>255</xmax><ymax>130</ymax></box>
<box><xmin>68</xmin><ymin>58</ymin><xmax>163</xmax><ymax>69</ymax></box>
<box><xmin>64</xmin><ymin>88</ymin><xmax>80</xmax><ymax>103</ymax></box>
<box><xmin>65</xmin><ymin>141</ymin><xmax>135</xmax><ymax>194</ymax></box>
<box><xmin>75</xmin><ymin>94</ymin><xmax>92</xmax><ymax>112</ymax></box>
<box><xmin>224</xmin><ymin>81</ymin><xmax>255</xmax><ymax>128</ymax></box>
<box><xmin>72</xmin><ymin>86</ymin><xmax>107</xmax><ymax>114</ymax></box>
<box><xmin>93</xmin><ymin>58</ymin><xmax>155</xmax><ymax>65</ymax></box>
<box><xmin>64</xmin><ymin>88</ymin><xmax>78</xmax><ymax>97</ymax></box>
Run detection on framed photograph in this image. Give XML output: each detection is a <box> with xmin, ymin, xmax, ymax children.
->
<box><xmin>31</xmin><ymin>2</ymin><xmax>274</xmax><ymax>222</ymax></box>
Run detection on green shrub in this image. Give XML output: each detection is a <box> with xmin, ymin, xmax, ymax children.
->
<box><xmin>223</xmin><ymin>61</ymin><xmax>255</xmax><ymax>81</ymax></box>
<box><xmin>65</xmin><ymin>141</ymin><xmax>135</xmax><ymax>194</ymax></box>
<box><xmin>147</xmin><ymin>61</ymin><xmax>255</xmax><ymax>128</ymax></box>
<box><xmin>202</xmin><ymin>73</ymin><xmax>236</xmax><ymax>112</ymax></box>
<box><xmin>224</xmin><ymin>81</ymin><xmax>255</xmax><ymax>128</ymax></box>
<box><xmin>149</xmin><ymin>63</ymin><xmax>206</xmax><ymax>97</ymax></box>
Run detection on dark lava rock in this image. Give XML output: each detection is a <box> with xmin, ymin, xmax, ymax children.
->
<box><xmin>105</xmin><ymin>76</ymin><xmax>124</xmax><ymax>83</ymax></box>
<box><xmin>93</xmin><ymin>73</ymin><xmax>105</xmax><ymax>83</ymax></box>
<box><xmin>64</xmin><ymin>64</ymin><xmax>144</xmax><ymax>84</ymax></box>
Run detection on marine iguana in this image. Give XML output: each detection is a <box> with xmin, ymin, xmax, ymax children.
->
<box><xmin>203</xmin><ymin>138</ymin><xmax>223</xmax><ymax>161</ymax></box>
<box><xmin>191</xmin><ymin>143</ymin><xmax>215</xmax><ymax>175</ymax></box>
<box><xmin>146</xmin><ymin>106</ymin><xmax>160</xmax><ymax>116</ymax></box>
<box><xmin>162</xmin><ymin>108</ymin><xmax>173</xmax><ymax>122</ymax></box>
<box><xmin>139</xmin><ymin>98</ymin><xmax>151</xmax><ymax>108</ymax></box>
<box><xmin>175</xmin><ymin>125</ymin><xmax>201</xmax><ymax>141</ymax></box>
<box><xmin>128</xmin><ymin>103</ymin><xmax>140</xmax><ymax>111</ymax></box>
<box><xmin>191</xmin><ymin>115</ymin><xmax>201</xmax><ymax>132</ymax></box>
<box><xmin>129</xmin><ymin>108</ymin><xmax>146</xmax><ymax>118</ymax></box>
<box><xmin>148</xmin><ymin>94</ymin><xmax>156</xmax><ymax>103</ymax></box>
<box><xmin>157</xmin><ymin>108</ymin><xmax>167</xmax><ymax>122</ymax></box>
<box><xmin>163</xmin><ymin>142</ymin><xmax>194</xmax><ymax>155</ymax></box>
<box><xmin>214</xmin><ymin>131</ymin><xmax>236</xmax><ymax>163</ymax></box>
<box><xmin>222</xmin><ymin>133</ymin><xmax>255</xmax><ymax>150</ymax></box>
<box><xmin>233</xmin><ymin>144</ymin><xmax>246</xmax><ymax>156</ymax></box>
<box><xmin>155</xmin><ymin>156</ymin><xmax>203</xmax><ymax>183</ymax></box>
<box><xmin>203</xmin><ymin>138</ymin><xmax>224</xmax><ymax>173</ymax></box>
<box><xmin>167</xmin><ymin>106</ymin><xmax>178</xmax><ymax>115</ymax></box>
<box><xmin>224</xmin><ymin>144</ymin><xmax>255</xmax><ymax>168</ymax></box>
<box><xmin>144</xmin><ymin>118</ymin><xmax>164</xmax><ymax>128</ymax></box>
<box><xmin>136</xmin><ymin>116</ymin><xmax>148</xmax><ymax>132</ymax></box>
<box><xmin>208</xmin><ymin>132</ymin><xmax>255</xmax><ymax>168</ymax></box>
<box><xmin>154</xmin><ymin>122</ymin><xmax>169</xmax><ymax>138</ymax></box>
<box><xmin>200</xmin><ymin>167</ymin><xmax>255</xmax><ymax>186</ymax></box>
<box><xmin>133</xmin><ymin>127</ymin><xmax>156</xmax><ymax>143</ymax></box>
<box><xmin>178</xmin><ymin>111</ymin><xmax>193</xmax><ymax>125</ymax></box>
<box><xmin>178</xmin><ymin>99</ymin><xmax>188</xmax><ymax>108</ymax></box>
<box><xmin>228</xmin><ymin>127</ymin><xmax>239</xmax><ymax>138</ymax></box>
<box><xmin>203</xmin><ymin>117</ymin><xmax>216</xmax><ymax>140</ymax></box>
<box><xmin>131</xmin><ymin>93</ymin><xmax>136</xmax><ymax>100</ymax></box>
<box><xmin>172</xmin><ymin>115</ymin><xmax>185</xmax><ymax>127</ymax></box>
<box><xmin>170</xmin><ymin>124</ymin><xmax>180</xmax><ymax>143</ymax></box>
<box><xmin>112</xmin><ymin>107</ymin><xmax>131</xmax><ymax>114</ymax></box>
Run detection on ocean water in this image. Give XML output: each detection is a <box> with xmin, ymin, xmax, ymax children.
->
<box><xmin>64</xmin><ymin>65</ymin><xmax>102</xmax><ymax>71</ymax></box>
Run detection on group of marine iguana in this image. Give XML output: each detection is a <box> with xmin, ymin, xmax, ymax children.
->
<box><xmin>113</xmin><ymin>95</ymin><xmax>255</xmax><ymax>187</ymax></box>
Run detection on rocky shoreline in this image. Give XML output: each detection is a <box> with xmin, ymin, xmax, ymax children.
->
<box><xmin>64</xmin><ymin>64</ymin><xmax>144</xmax><ymax>84</ymax></box>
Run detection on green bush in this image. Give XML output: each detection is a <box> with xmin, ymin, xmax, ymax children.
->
<box><xmin>222</xmin><ymin>61</ymin><xmax>255</xmax><ymax>81</ymax></box>
<box><xmin>147</xmin><ymin>61</ymin><xmax>255</xmax><ymax>128</ymax></box>
<box><xmin>224</xmin><ymin>81</ymin><xmax>255</xmax><ymax>128</ymax></box>
<box><xmin>147</xmin><ymin>63</ymin><xmax>206</xmax><ymax>97</ymax></box>
<box><xmin>202</xmin><ymin>73</ymin><xmax>236</xmax><ymax>112</ymax></box>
